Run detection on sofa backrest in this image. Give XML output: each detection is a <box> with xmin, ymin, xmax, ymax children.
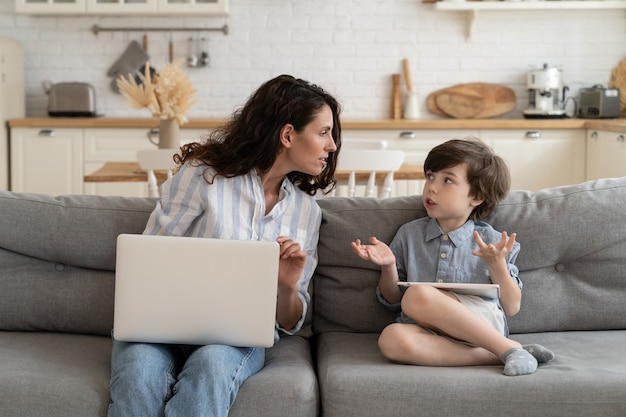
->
<box><xmin>3</xmin><ymin>177</ymin><xmax>625</xmax><ymax>338</ymax></box>
<box><xmin>314</xmin><ymin>177</ymin><xmax>626</xmax><ymax>335</ymax></box>
<box><xmin>0</xmin><ymin>192</ymin><xmax>156</xmax><ymax>336</ymax></box>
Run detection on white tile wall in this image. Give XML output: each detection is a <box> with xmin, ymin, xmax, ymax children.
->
<box><xmin>0</xmin><ymin>0</ymin><xmax>625</xmax><ymax>120</ymax></box>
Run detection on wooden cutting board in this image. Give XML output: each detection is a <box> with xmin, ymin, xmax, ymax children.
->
<box><xmin>427</xmin><ymin>83</ymin><xmax>516</xmax><ymax>119</ymax></box>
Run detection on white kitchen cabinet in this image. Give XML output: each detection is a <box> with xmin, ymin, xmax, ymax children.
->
<box><xmin>481</xmin><ymin>129</ymin><xmax>586</xmax><ymax>192</ymax></box>
<box><xmin>8</xmin><ymin>123</ymin><xmax>590</xmax><ymax>197</ymax></box>
<box><xmin>10</xmin><ymin>125</ymin><xmax>209</xmax><ymax>197</ymax></box>
<box><xmin>10</xmin><ymin>127</ymin><xmax>83</xmax><ymax>195</ymax></box>
<box><xmin>15</xmin><ymin>0</ymin><xmax>85</xmax><ymax>14</ymax></box>
<box><xmin>83</xmin><ymin>128</ymin><xmax>157</xmax><ymax>197</ymax></box>
<box><xmin>343</xmin><ymin>128</ymin><xmax>586</xmax><ymax>193</ymax></box>
<box><xmin>586</xmin><ymin>130</ymin><xmax>626</xmax><ymax>181</ymax></box>
<box><xmin>16</xmin><ymin>0</ymin><xmax>227</xmax><ymax>14</ymax></box>
<box><xmin>343</xmin><ymin>129</ymin><xmax>478</xmax><ymax>165</ymax></box>
<box><xmin>157</xmin><ymin>0</ymin><xmax>228</xmax><ymax>15</ymax></box>
<box><xmin>86</xmin><ymin>0</ymin><xmax>156</xmax><ymax>14</ymax></box>
<box><xmin>82</xmin><ymin>127</ymin><xmax>207</xmax><ymax>196</ymax></box>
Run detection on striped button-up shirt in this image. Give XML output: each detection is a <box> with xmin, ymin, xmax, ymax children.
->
<box><xmin>143</xmin><ymin>162</ymin><xmax>322</xmax><ymax>341</ymax></box>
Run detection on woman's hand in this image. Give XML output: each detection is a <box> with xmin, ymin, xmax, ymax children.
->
<box><xmin>275</xmin><ymin>236</ymin><xmax>307</xmax><ymax>331</ymax></box>
<box><xmin>276</xmin><ymin>236</ymin><xmax>306</xmax><ymax>291</ymax></box>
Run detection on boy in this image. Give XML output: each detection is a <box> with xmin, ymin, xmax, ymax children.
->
<box><xmin>351</xmin><ymin>138</ymin><xmax>554</xmax><ymax>376</ymax></box>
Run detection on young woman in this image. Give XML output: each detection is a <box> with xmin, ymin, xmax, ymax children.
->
<box><xmin>109</xmin><ymin>74</ymin><xmax>342</xmax><ymax>417</ymax></box>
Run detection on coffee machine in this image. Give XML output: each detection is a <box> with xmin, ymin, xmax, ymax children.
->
<box><xmin>523</xmin><ymin>63</ymin><xmax>569</xmax><ymax>118</ymax></box>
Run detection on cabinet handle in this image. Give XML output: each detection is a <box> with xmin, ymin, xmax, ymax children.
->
<box><xmin>147</xmin><ymin>127</ymin><xmax>159</xmax><ymax>146</ymax></box>
<box><xmin>399</xmin><ymin>131</ymin><xmax>416</xmax><ymax>139</ymax></box>
<box><xmin>38</xmin><ymin>129</ymin><xmax>55</xmax><ymax>137</ymax></box>
<box><xmin>618</xmin><ymin>135</ymin><xmax>625</xmax><ymax>143</ymax></box>
<box><xmin>590</xmin><ymin>131</ymin><xmax>598</xmax><ymax>139</ymax></box>
<box><xmin>525</xmin><ymin>130</ymin><xmax>541</xmax><ymax>139</ymax></box>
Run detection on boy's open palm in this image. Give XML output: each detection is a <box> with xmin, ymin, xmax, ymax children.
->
<box><xmin>472</xmin><ymin>231</ymin><xmax>516</xmax><ymax>266</ymax></box>
<box><xmin>351</xmin><ymin>237</ymin><xmax>395</xmax><ymax>266</ymax></box>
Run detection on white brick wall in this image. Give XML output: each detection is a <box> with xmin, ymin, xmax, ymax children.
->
<box><xmin>0</xmin><ymin>0</ymin><xmax>624</xmax><ymax>119</ymax></box>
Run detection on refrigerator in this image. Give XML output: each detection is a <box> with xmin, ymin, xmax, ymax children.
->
<box><xmin>0</xmin><ymin>37</ymin><xmax>25</xmax><ymax>191</ymax></box>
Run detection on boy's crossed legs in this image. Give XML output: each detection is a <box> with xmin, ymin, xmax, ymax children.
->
<box><xmin>378</xmin><ymin>285</ymin><xmax>554</xmax><ymax>376</ymax></box>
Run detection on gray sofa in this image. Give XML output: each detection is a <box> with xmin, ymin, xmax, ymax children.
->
<box><xmin>1</xmin><ymin>177</ymin><xmax>625</xmax><ymax>417</ymax></box>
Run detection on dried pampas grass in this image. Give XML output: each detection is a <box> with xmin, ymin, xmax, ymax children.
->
<box><xmin>117</xmin><ymin>59</ymin><xmax>197</xmax><ymax>125</ymax></box>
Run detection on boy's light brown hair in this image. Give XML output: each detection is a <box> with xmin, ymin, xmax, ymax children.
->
<box><xmin>423</xmin><ymin>138</ymin><xmax>511</xmax><ymax>221</ymax></box>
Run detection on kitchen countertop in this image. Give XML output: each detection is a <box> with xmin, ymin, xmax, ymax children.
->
<box><xmin>7</xmin><ymin>117</ymin><xmax>626</xmax><ymax>133</ymax></box>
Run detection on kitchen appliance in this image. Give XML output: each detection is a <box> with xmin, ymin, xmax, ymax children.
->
<box><xmin>47</xmin><ymin>82</ymin><xmax>97</xmax><ymax>117</ymax></box>
<box><xmin>0</xmin><ymin>37</ymin><xmax>25</xmax><ymax>191</ymax></box>
<box><xmin>523</xmin><ymin>63</ymin><xmax>569</xmax><ymax>119</ymax></box>
<box><xmin>578</xmin><ymin>85</ymin><xmax>621</xmax><ymax>118</ymax></box>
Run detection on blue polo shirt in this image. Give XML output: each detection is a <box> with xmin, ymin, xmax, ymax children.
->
<box><xmin>378</xmin><ymin>217</ymin><xmax>522</xmax><ymax>328</ymax></box>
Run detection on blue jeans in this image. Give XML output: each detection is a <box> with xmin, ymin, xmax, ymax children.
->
<box><xmin>108</xmin><ymin>340</ymin><xmax>265</xmax><ymax>417</ymax></box>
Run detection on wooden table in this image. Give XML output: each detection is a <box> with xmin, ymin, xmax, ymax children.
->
<box><xmin>84</xmin><ymin>162</ymin><xmax>425</xmax><ymax>183</ymax></box>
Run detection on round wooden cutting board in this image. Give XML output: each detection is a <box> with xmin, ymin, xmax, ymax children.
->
<box><xmin>427</xmin><ymin>83</ymin><xmax>516</xmax><ymax>119</ymax></box>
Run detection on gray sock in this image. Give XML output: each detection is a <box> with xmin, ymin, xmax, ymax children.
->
<box><xmin>502</xmin><ymin>348</ymin><xmax>538</xmax><ymax>376</ymax></box>
<box><xmin>523</xmin><ymin>344</ymin><xmax>555</xmax><ymax>363</ymax></box>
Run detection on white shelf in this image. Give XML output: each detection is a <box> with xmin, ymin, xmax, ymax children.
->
<box><xmin>436</xmin><ymin>1</ymin><xmax>626</xmax><ymax>11</ymax></box>
<box><xmin>434</xmin><ymin>1</ymin><xmax>626</xmax><ymax>39</ymax></box>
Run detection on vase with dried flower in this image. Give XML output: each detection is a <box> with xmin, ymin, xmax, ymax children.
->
<box><xmin>117</xmin><ymin>60</ymin><xmax>197</xmax><ymax>149</ymax></box>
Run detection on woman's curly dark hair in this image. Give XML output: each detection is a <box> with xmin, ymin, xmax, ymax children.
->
<box><xmin>174</xmin><ymin>74</ymin><xmax>342</xmax><ymax>195</ymax></box>
<box><xmin>424</xmin><ymin>138</ymin><xmax>511</xmax><ymax>221</ymax></box>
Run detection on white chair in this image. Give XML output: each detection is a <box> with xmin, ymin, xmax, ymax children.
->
<box><xmin>333</xmin><ymin>149</ymin><xmax>405</xmax><ymax>198</ymax></box>
<box><xmin>136</xmin><ymin>149</ymin><xmax>178</xmax><ymax>197</ymax></box>
<box><xmin>342</xmin><ymin>139</ymin><xmax>388</xmax><ymax>150</ymax></box>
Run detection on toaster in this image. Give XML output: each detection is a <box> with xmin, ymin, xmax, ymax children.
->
<box><xmin>47</xmin><ymin>82</ymin><xmax>97</xmax><ymax>117</ymax></box>
<box><xmin>578</xmin><ymin>85</ymin><xmax>621</xmax><ymax>119</ymax></box>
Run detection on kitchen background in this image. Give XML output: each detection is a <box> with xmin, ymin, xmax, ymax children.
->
<box><xmin>0</xmin><ymin>0</ymin><xmax>624</xmax><ymax>120</ymax></box>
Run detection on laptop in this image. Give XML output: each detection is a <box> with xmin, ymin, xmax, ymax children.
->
<box><xmin>113</xmin><ymin>234</ymin><xmax>279</xmax><ymax>348</ymax></box>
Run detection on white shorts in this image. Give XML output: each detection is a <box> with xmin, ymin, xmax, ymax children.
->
<box><xmin>453</xmin><ymin>293</ymin><xmax>506</xmax><ymax>336</ymax></box>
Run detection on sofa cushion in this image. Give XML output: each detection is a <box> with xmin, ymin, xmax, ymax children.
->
<box><xmin>0</xmin><ymin>249</ymin><xmax>115</xmax><ymax>334</ymax></box>
<box><xmin>487</xmin><ymin>177</ymin><xmax>626</xmax><ymax>333</ymax></box>
<box><xmin>0</xmin><ymin>192</ymin><xmax>156</xmax><ymax>270</ymax></box>
<box><xmin>314</xmin><ymin>196</ymin><xmax>426</xmax><ymax>334</ymax></box>
<box><xmin>0</xmin><ymin>332</ymin><xmax>318</xmax><ymax>417</ymax></box>
<box><xmin>0</xmin><ymin>192</ymin><xmax>156</xmax><ymax>334</ymax></box>
<box><xmin>0</xmin><ymin>332</ymin><xmax>112</xmax><ymax>417</ymax></box>
<box><xmin>314</xmin><ymin>177</ymin><xmax>626</xmax><ymax>335</ymax></box>
<box><xmin>316</xmin><ymin>331</ymin><xmax>626</xmax><ymax>417</ymax></box>
<box><xmin>230</xmin><ymin>336</ymin><xmax>318</xmax><ymax>417</ymax></box>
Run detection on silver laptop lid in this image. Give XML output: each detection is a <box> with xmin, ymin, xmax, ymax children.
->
<box><xmin>113</xmin><ymin>234</ymin><xmax>279</xmax><ymax>347</ymax></box>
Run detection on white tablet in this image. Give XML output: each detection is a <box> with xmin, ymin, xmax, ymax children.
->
<box><xmin>397</xmin><ymin>281</ymin><xmax>500</xmax><ymax>299</ymax></box>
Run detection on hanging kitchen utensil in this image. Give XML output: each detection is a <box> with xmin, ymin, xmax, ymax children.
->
<box><xmin>133</xmin><ymin>64</ymin><xmax>157</xmax><ymax>87</ymax></box>
<box><xmin>169</xmin><ymin>32</ymin><xmax>174</xmax><ymax>63</ymax></box>
<box><xmin>200</xmin><ymin>37</ymin><xmax>210</xmax><ymax>67</ymax></box>
<box><xmin>108</xmin><ymin>39</ymin><xmax>150</xmax><ymax>93</ymax></box>
<box><xmin>131</xmin><ymin>34</ymin><xmax>156</xmax><ymax>89</ymax></box>
<box><xmin>187</xmin><ymin>37</ymin><xmax>198</xmax><ymax>67</ymax></box>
